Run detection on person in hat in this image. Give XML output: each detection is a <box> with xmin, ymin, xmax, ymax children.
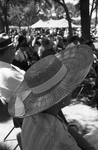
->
<box><xmin>66</xmin><ymin>35</ymin><xmax>79</xmax><ymax>49</ymax></box>
<box><xmin>0</xmin><ymin>33</ymin><xmax>24</xmax><ymax>104</ymax></box>
<box><xmin>8</xmin><ymin>44</ymin><xmax>96</xmax><ymax>150</ymax></box>
<box><xmin>41</xmin><ymin>37</ymin><xmax>56</xmax><ymax>58</ymax></box>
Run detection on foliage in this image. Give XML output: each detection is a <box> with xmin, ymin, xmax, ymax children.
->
<box><xmin>66</xmin><ymin>2</ymin><xmax>80</xmax><ymax>18</ymax></box>
<box><xmin>8</xmin><ymin>1</ymin><xmax>39</xmax><ymax>26</ymax></box>
<box><xmin>0</xmin><ymin>0</ymin><xmax>98</xmax><ymax>38</ymax></box>
<box><xmin>8</xmin><ymin>5</ymin><xmax>24</xmax><ymax>26</ymax></box>
<box><xmin>32</xmin><ymin>0</ymin><xmax>53</xmax><ymax>20</ymax></box>
<box><xmin>23</xmin><ymin>2</ymin><xmax>38</xmax><ymax>25</ymax></box>
<box><xmin>0</xmin><ymin>0</ymin><xmax>79</xmax><ymax>28</ymax></box>
<box><xmin>8</xmin><ymin>0</ymin><xmax>32</xmax><ymax>6</ymax></box>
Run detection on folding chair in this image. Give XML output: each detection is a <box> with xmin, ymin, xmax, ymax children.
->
<box><xmin>4</xmin><ymin>118</ymin><xmax>23</xmax><ymax>150</ymax></box>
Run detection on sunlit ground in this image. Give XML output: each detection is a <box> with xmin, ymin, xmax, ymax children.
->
<box><xmin>62</xmin><ymin>102</ymin><xmax>98</xmax><ymax>149</ymax></box>
<box><xmin>0</xmin><ymin>96</ymin><xmax>98</xmax><ymax>149</ymax></box>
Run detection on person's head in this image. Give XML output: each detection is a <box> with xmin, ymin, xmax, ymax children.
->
<box><xmin>42</xmin><ymin>38</ymin><xmax>54</xmax><ymax>50</ymax></box>
<box><xmin>86</xmin><ymin>40</ymin><xmax>95</xmax><ymax>51</ymax></box>
<box><xmin>0</xmin><ymin>33</ymin><xmax>15</xmax><ymax>63</ymax></box>
<box><xmin>8</xmin><ymin>44</ymin><xmax>93</xmax><ymax>118</ymax></box>
<box><xmin>56</xmin><ymin>36</ymin><xmax>65</xmax><ymax>48</ymax></box>
<box><xmin>71</xmin><ymin>35</ymin><xmax>79</xmax><ymax>45</ymax></box>
<box><xmin>43</xmin><ymin>93</ymin><xmax>72</xmax><ymax>115</ymax></box>
<box><xmin>35</xmin><ymin>37</ymin><xmax>42</xmax><ymax>46</ymax></box>
<box><xmin>18</xmin><ymin>35</ymin><xmax>27</xmax><ymax>47</ymax></box>
<box><xmin>79</xmin><ymin>36</ymin><xmax>87</xmax><ymax>44</ymax></box>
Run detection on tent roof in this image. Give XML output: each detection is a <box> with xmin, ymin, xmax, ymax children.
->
<box><xmin>31</xmin><ymin>18</ymin><xmax>80</xmax><ymax>28</ymax></box>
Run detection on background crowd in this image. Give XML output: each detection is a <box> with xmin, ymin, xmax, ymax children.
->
<box><xmin>8</xmin><ymin>27</ymin><xmax>98</xmax><ymax>110</ymax></box>
<box><xmin>8</xmin><ymin>28</ymin><xmax>98</xmax><ymax>72</ymax></box>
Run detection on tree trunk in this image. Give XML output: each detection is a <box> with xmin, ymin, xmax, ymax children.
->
<box><xmin>89</xmin><ymin>0</ymin><xmax>95</xmax><ymax>25</ymax></box>
<box><xmin>0</xmin><ymin>16</ymin><xmax>5</xmax><ymax>33</ymax></box>
<box><xmin>95</xmin><ymin>7</ymin><xmax>98</xmax><ymax>27</ymax></box>
<box><xmin>80</xmin><ymin>0</ymin><xmax>90</xmax><ymax>40</ymax></box>
<box><xmin>3</xmin><ymin>4</ymin><xmax>9</xmax><ymax>33</ymax></box>
<box><xmin>53</xmin><ymin>0</ymin><xmax>72</xmax><ymax>38</ymax></box>
<box><xmin>63</xmin><ymin>3</ymin><xmax>72</xmax><ymax>38</ymax></box>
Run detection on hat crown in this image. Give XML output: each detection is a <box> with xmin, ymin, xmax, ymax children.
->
<box><xmin>0</xmin><ymin>33</ymin><xmax>10</xmax><ymax>42</ymax></box>
<box><xmin>42</xmin><ymin>38</ymin><xmax>49</xmax><ymax>45</ymax></box>
<box><xmin>25</xmin><ymin>55</ymin><xmax>62</xmax><ymax>88</ymax></box>
<box><xmin>0</xmin><ymin>33</ymin><xmax>12</xmax><ymax>50</ymax></box>
<box><xmin>42</xmin><ymin>38</ymin><xmax>53</xmax><ymax>49</ymax></box>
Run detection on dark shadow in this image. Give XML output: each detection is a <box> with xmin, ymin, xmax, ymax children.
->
<box><xmin>12</xmin><ymin>59</ymin><xmax>30</xmax><ymax>71</ymax></box>
<box><xmin>0</xmin><ymin>101</ymin><xmax>11</xmax><ymax>123</ymax></box>
<box><xmin>0</xmin><ymin>143</ymin><xmax>11</xmax><ymax>150</ymax></box>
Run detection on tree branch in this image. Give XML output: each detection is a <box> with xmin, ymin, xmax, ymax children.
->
<box><xmin>0</xmin><ymin>1</ymin><xmax>3</xmax><ymax>10</ymax></box>
<box><xmin>90</xmin><ymin>0</ymin><xmax>95</xmax><ymax>17</ymax></box>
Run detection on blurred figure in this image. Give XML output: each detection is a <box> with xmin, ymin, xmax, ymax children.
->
<box><xmin>66</xmin><ymin>35</ymin><xmax>79</xmax><ymax>49</ymax></box>
<box><xmin>41</xmin><ymin>37</ymin><xmax>56</xmax><ymax>58</ymax></box>
<box><xmin>0</xmin><ymin>33</ymin><xmax>24</xmax><ymax>104</ymax></box>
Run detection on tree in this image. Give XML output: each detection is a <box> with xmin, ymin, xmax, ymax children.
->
<box><xmin>90</xmin><ymin>0</ymin><xmax>98</xmax><ymax>27</ymax></box>
<box><xmin>34</xmin><ymin>0</ymin><xmax>73</xmax><ymax>38</ymax></box>
<box><xmin>0</xmin><ymin>0</ymin><xmax>33</xmax><ymax>33</ymax></box>
<box><xmin>66</xmin><ymin>2</ymin><xmax>79</xmax><ymax>18</ymax></box>
<box><xmin>23</xmin><ymin>2</ymin><xmax>38</xmax><ymax>26</ymax></box>
<box><xmin>35</xmin><ymin>0</ymin><xmax>65</xmax><ymax>20</ymax></box>
<box><xmin>8</xmin><ymin>5</ymin><xmax>24</xmax><ymax>26</ymax></box>
<box><xmin>35</xmin><ymin>0</ymin><xmax>53</xmax><ymax>20</ymax></box>
<box><xmin>76</xmin><ymin>0</ymin><xmax>98</xmax><ymax>39</ymax></box>
<box><xmin>0</xmin><ymin>13</ymin><xmax>4</xmax><ymax>33</ymax></box>
<box><xmin>8</xmin><ymin>1</ymin><xmax>38</xmax><ymax>27</ymax></box>
<box><xmin>0</xmin><ymin>0</ymin><xmax>10</xmax><ymax>33</ymax></box>
<box><xmin>50</xmin><ymin>0</ymin><xmax>73</xmax><ymax>37</ymax></box>
<box><xmin>80</xmin><ymin>0</ymin><xmax>90</xmax><ymax>40</ymax></box>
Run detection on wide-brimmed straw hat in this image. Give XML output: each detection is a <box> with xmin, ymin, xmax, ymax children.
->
<box><xmin>8</xmin><ymin>44</ymin><xmax>93</xmax><ymax>118</ymax></box>
<box><xmin>42</xmin><ymin>38</ymin><xmax>54</xmax><ymax>49</ymax></box>
<box><xmin>0</xmin><ymin>33</ymin><xmax>13</xmax><ymax>51</ymax></box>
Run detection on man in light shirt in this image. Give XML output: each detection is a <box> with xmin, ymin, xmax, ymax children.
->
<box><xmin>66</xmin><ymin>35</ymin><xmax>79</xmax><ymax>49</ymax></box>
<box><xmin>0</xmin><ymin>33</ymin><xmax>25</xmax><ymax>104</ymax></box>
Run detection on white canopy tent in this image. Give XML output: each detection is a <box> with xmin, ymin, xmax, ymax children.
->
<box><xmin>31</xmin><ymin>18</ymin><xmax>79</xmax><ymax>28</ymax></box>
<box><xmin>30</xmin><ymin>20</ymin><xmax>46</xmax><ymax>28</ymax></box>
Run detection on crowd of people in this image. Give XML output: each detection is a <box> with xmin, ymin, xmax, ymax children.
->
<box><xmin>8</xmin><ymin>28</ymin><xmax>98</xmax><ymax>72</ymax></box>
<box><xmin>0</xmin><ymin>28</ymin><xmax>98</xmax><ymax>150</ymax></box>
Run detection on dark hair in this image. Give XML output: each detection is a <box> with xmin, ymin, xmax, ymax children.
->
<box><xmin>79</xmin><ymin>37</ymin><xmax>86</xmax><ymax>44</ymax></box>
<box><xmin>71</xmin><ymin>36</ymin><xmax>78</xmax><ymax>42</ymax></box>
<box><xmin>86</xmin><ymin>40</ymin><xmax>93</xmax><ymax>46</ymax></box>
<box><xmin>35</xmin><ymin>41</ymin><xmax>41</xmax><ymax>46</ymax></box>
<box><xmin>18</xmin><ymin>36</ymin><xmax>24</xmax><ymax>43</ymax></box>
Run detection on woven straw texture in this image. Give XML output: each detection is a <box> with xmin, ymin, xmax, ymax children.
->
<box><xmin>8</xmin><ymin>44</ymin><xmax>93</xmax><ymax>117</ymax></box>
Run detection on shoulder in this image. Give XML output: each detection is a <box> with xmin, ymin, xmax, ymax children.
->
<box><xmin>22</xmin><ymin>113</ymin><xmax>67</xmax><ymax>137</ymax></box>
<box><xmin>9</xmin><ymin>65</ymin><xmax>25</xmax><ymax>83</ymax></box>
<box><xmin>22</xmin><ymin>114</ymin><xmax>81</xmax><ymax>150</ymax></box>
<box><xmin>11</xmin><ymin>64</ymin><xmax>25</xmax><ymax>75</ymax></box>
<box><xmin>66</xmin><ymin>43</ymin><xmax>75</xmax><ymax>49</ymax></box>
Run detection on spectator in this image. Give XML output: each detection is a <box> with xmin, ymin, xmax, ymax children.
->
<box><xmin>86</xmin><ymin>40</ymin><xmax>96</xmax><ymax>52</ymax></box>
<box><xmin>31</xmin><ymin>36</ymin><xmax>44</xmax><ymax>59</ymax></box>
<box><xmin>8</xmin><ymin>44</ymin><xmax>95</xmax><ymax>150</ymax></box>
<box><xmin>66</xmin><ymin>35</ymin><xmax>79</xmax><ymax>49</ymax></box>
<box><xmin>0</xmin><ymin>33</ymin><xmax>24</xmax><ymax>104</ymax></box>
<box><xmin>41</xmin><ymin>37</ymin><xmax>56</xmax><ymax>58</ymax></box>
<box><xmin>79</xmin><ymin>36</ymin><xmax>87</xmax><ymax>44</ymax></box>
<box><xmin>13</xmin><ymin>35</ymin><xmax>32</xmax><ymax>71</ymax></box>
<box><xmin>55</xmin><ymin>35</ymin><xmax>66</xmax><ymax>52</ymax></box>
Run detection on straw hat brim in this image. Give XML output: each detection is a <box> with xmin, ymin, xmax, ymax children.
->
<box><xmin>8</xmin><ymin>44</ymin><xmax>93</xmax><ymax>118</ymax></box>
